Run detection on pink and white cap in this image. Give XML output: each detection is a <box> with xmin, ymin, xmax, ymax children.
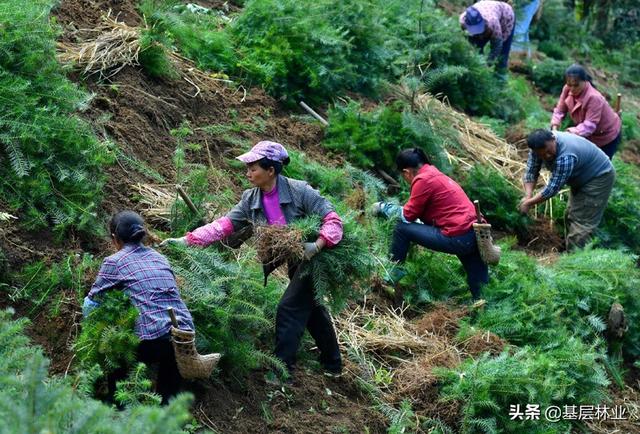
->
<box><xmin>236</xmin><ymin>141</ymin><xmax>289</xmax><ymax>164</ymax></box>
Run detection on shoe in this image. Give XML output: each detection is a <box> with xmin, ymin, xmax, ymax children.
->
<box><xmin>323</xmin><ymin>368</ymin><xmax>343</xmax><ymax>379</ymax></box>
<box><xmin>471</xmin><ymin>299</ymin><xmax>487</xmax><ymax>310</ymax></box>
<box><xmin>384</xmin><ymin>267</ymin><xmax>407</xmax><ymax>286</ymax></box>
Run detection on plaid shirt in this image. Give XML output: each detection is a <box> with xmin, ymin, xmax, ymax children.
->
<box><xmin>523</xmin><ymin>151</ymin><xmax>577</xmax><ymax>199</ymax></box>
<box><xmin>88</xmin><ymin>244</ymin><xmax>194</xmax><ymax>340</ymax></box>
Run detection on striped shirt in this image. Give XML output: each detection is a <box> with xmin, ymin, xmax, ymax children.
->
<box><xmin>88</xmin><ymin>243</ymin><xmax>194</xmax><ymax>340</ymax></box>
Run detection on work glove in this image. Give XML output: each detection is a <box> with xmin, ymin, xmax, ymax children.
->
<box><xmin>82</xmin><ymin>296</ymin><xmax>101</xmax><ymax>318</ymax></box>
<box><xmin>302</xmin><ymin>241</ymin><xmax>321</xmax><ymax>261</ymax></box>
<box><xmin>370</xmin><ymin>202</ymin><xmax>384</xmax><ymax>216</ymax></box>
<box><xmin>159</xmin><ymin>237</ymin><xmax>187</xmax><ymax>247</ymax></box>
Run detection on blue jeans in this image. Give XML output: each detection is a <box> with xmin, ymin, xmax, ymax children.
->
<box><xmin>390</xmin><ymin>222</ymin><xmax>488</xmax><ymax>299</ymax></box>
<box><xmin>512</xmin><ymin>0</ymin><xmax>540</xmax><ymax>56</ymax></box>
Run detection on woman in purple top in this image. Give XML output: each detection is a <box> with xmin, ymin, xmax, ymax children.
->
<box><xmin>551</xmin><ymin>64</ymin><xmax>622</xmax><ymax>159</ymax></box>
<box><xmin>162</xmin><ymin>141</ymin><xmax>344</xmax><ymax>384</ymax></box>
<box><xmin>84</xmin><ymin>210</ymin><xmax>194</xmax><ymax>405</ymax></box>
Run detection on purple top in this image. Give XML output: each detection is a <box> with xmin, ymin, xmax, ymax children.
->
<box><xmin>261</xmin><ymin>186</ymin><xmax>287</xmax><ymax>225</ymax></box>
<box><xmin>88</xmin><ymin>243</ymin><xmax>194</xmax><ymax>340</ymax></box>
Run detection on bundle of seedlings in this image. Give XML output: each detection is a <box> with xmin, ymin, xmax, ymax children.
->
<box><xmin>254</xmin><ymin>213</ymin><xmax>371</xmax><ymax>311</ymax></box>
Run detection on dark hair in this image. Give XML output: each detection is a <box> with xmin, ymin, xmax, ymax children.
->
<box><xmin>565</xmin><ymin>64</ymin><xmax>593</xmax><ymax>85</ymax></box>
<box><xmin>527</xmin><ymin>129</ymin><xmax>555</xmax><ymax>149</ymax></box>
<box><xmin>257</xmin><ymin>157</ymin><xmax>290</xmax><ymax>175</ymax></box>
<box><xmin>396</xmin><ymin>148</ymin><xmax>431</xmax><ymax>170</ymax></box>
<box><xmin>109</xmin><ymin>210</ymin><xmax>146</xmax><ymax>244</ymax></box>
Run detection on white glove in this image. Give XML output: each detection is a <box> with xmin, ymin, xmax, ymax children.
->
<box><xmin>159</xmin><ymin>237</ymin><xmax>187</xmax><ymax>247</ymax></box>
<box><xmin>302</xmin><ymin>241</ymin><xmax>320</xmax><ymax>260</ymax></box>
<box><xmin>370</xmin><ymin>202</ymin><xmax>383</xmax><ymax>216</ymax></box>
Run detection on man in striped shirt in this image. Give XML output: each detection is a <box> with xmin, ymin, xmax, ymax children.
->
<box><xmin>519</xmin><ymin>130</ymin><xmax>615</xmax><ymax>250</ymax></box>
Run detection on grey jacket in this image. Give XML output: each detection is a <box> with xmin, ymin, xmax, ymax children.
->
<box><xmin>226</xmin><ymin>175</ymin><xmax>334</xmax><ymax>231</ymax></box>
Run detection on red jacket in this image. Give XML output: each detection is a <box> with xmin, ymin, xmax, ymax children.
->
<box><xmin>403</xmin><ymin>165</ymin><xmax>477</xmax><ymax>237</ymax></box>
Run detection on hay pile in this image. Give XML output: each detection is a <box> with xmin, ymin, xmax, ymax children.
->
<box><xmin>393</xmin><ymin>83</ymin><xmax>548</xmax><ymax>188</ymax></box>
<box><xmin>338</xmin><ymin>304</ymin><xmax>463</xmax><ymax>405</ymax></box>
<box><xmin>56</xmin><ymin>13</ymin><xmax>232</xmax><ymax>99</ymax></box>
<box><xmin>57</xmin><ymin>14</ymin><xmax>142</xmax><ymax>79</ymax></box>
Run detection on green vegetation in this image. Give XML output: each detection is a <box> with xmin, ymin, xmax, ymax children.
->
<box><xmin>0</xmin><ymin>308</ymin><xmax>192</xmax><ymax>432</ymax></box>
<box><xmin>3</xmin><ymin>0</ymin><xmax>640</xmax><ymax>431</ymax></box>
<box><xmin>167</xmin><ymin>245</ymin><xmax>286</xmax><ymax>376</ymax></box>
<box><xmin>7</xmin><ymin>253</ymin><xmax>99</xmax><ymax>315</ymax></box>
<box><xmin>461</xmin><ymin>165</ymin><xmax>531</xmax><ymax>236</ymax></box>
<box><xmin>323</xmin><ymin>100</ymin><xmax>450</xmax><ymax>175</ymax></box>
<box><xmin>0</xmin><ymin>0</ymin><xmax>111</xmax><ymax>234</ymax></box>
<box><xmin>598</xmin><ymin>160</ymin><xmax>640</xmax><ymax>253</ymax></box>
<box><xmin>75</xmin><ymin>291</ymin><xmax>140</xmax><ymax>376</ymax></box>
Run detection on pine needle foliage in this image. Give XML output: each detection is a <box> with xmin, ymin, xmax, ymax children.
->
<box><xmin>232</xmin><ymin>0</ymin><xmax>388</xmax><ymax>104</ymax></box>
<box><xmin>114</xmin><ymin>363</ymin><xmax>163</xmax><ymax>408</ymax></box>
<box><xmin>0</xmin><ymin>308</ymin><xmax>193</xmax><ymax>433</ymax></box>
<box><xmin>323</xmin><ymin>100</ymin><xmax>450</xmax><ymax>175</ymax></box>
<box><xmin>8</xmin><ymin>253</ymin><xmax>99</xmax><ymax>314</ymax></box>
<box><xmin>597</xmin><ymin>160</ymin><xmax>640</xmax><ymax>253</ymax></box>
<box><xmin>166</xmin><ymin>245</ymin><xmax>286</xmax><ymax>376</ymax></box>
<box><xmin>437</xmin><ymin>341</ymin><xmax>609</xmax><ymax>433</ymax></box>
<box><xmin>294</xmin><ymin>212</ymin><xmax>373</xmax><ymax>312</ymax></box>
<box><xmin>461</xmin><ymin>165</ymin><xmax>531</xmax><ymax>236</ymax></box>
<box><xmin>75</xmin><ymin>291</ymin><xmax>140</xmax><ymax>375</ymax></box>
<box><xmin>0</xmin><ymin>0</ymin><xmax>111</xmax><ymax>234</ymax></box>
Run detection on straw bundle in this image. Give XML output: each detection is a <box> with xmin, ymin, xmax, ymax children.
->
<box><xmin>57</xmin><ymin>14</ymin><xmax>141</xmax><ymax>79</ymax></box>
<box><xmin>131</xmin><ymin>183</ymin><xmax>174</xmax><ymax>225</ymax></box>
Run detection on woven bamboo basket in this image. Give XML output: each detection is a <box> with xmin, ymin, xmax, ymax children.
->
<box><xmin>168</xmin><ymin>308</ymin><xmax>220</xmax><ymax>380</ymax></box>
<box><xmin>472</xmin><ymin>200</ymin><xmax>501</xmax><ymax>266</ymax></box>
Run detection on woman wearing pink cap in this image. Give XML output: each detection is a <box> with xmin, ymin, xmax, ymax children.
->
<box><xmin>162</xmin><ymin>141</ymin><xmax>343</xmax><ymax>384</ymax></box>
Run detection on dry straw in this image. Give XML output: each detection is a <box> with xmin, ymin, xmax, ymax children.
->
<box><xmin>130</xmin><ymin>183</ymin><xmax>175</xmax><ymax>225</ymax></box>
<box><xmin>57</xmin><ymin>13</ymin><xmax>142</xmax><ymax>79</ymax></box>
<box><xmin>392</xmin><ymin>83</ymin><xmax>549</xmax><ymax>188</ymax></box>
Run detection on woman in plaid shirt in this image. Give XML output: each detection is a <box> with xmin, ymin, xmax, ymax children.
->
<box><xmin>84</xmin><ymin>210</ymin><xmax>194</xmax><ymax>405</ymax></box>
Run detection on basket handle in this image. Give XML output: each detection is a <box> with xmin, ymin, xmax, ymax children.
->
<box><xmin>473</xmin><ymin>200</ymin><xmax>482</xmax><ymax>223</ymax></box>
<box><xmin>167</xmin><ymin>307</ymin><xmax>179</xmax><ymax>328</ymax></box>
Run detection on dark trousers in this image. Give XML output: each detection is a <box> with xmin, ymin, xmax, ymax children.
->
<box><xmin>390</xmin><ymin>222</ymin><xmax>489</xmax><ymax>299</ymax></box>
<box><xmin>470</xmin><ymin>22</ymin><xmax>515</xmax><ymax>71</ymax></box>
<box><xmin>600</xmin><ymin>132</ymin><xmax>621</xmax><ymax>160</ymax></box>
<box><xmin>107</xmin><ymin>334</ymin><xmax>182</xmax><ymax>406</ymax></box>
<box><xmin>274</xmin><ymin>263</ymin><xmax>342</xmax><ymax>373</ymax></box>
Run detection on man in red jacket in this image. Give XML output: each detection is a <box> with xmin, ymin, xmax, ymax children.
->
<box><xmin>374</xmin><ymin>148</ymin><xmax>488</xmax><ymax>300</ymax></box>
